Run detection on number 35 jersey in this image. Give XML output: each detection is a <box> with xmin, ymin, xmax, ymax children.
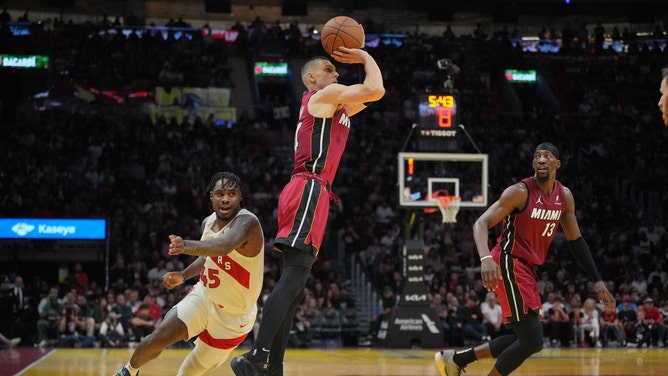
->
<box><xmin>199</xmin><ymin>209</ymin><xmax>264</xmax><ymax>314</ymax></box>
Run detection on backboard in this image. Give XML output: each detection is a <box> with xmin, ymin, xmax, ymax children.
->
<box><xmin>397</xmin><ymin>152</ymin><xmax>488</xmax><ymax>209</ymax></box>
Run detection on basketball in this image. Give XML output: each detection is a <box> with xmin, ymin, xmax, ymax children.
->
<box><xmin>320</xmin><ymin>16</ymin><xmax>365</xmax><ymax>56</ymax></box>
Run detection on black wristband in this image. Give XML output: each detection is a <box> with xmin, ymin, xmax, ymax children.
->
<box><xmin>567</xmin><ymin>236</ymin><xmax>602</xmax><ymax>282</ymax></box>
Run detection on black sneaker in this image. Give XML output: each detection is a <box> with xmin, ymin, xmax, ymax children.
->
<box><xmin>230</xmin><ymin>353</ymin><xmax>269</xmax><ymax>376</ymax></box>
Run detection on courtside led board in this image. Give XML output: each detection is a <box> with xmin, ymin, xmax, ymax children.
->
<box><xmin>397</xmin><ymin>152</ymin><xmax>488</xmax><ymax>209</ymax></box>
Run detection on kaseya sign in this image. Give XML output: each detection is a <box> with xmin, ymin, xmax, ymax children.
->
<box><xmin>0</xmin><ymin>218</ymin><xmax>106</xmax><ymax>240</ymax></box>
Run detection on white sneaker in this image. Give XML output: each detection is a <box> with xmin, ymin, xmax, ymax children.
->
<box><xmin>435</xmin><ymin>349</ymin><xmax>464</xmax><ymax>376</ymax></box>
<box><xmin>9</xmin><ymin>338</ymin><xmax>21</xmax><ymax>348</ymax></box>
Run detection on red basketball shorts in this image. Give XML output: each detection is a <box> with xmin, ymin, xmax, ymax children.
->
<box><xmin>492</xmin><ymin>248</ymin><xmax>543</xmax><ymax>324</ymax></box>
<box><xmin>274</xmin><ymin>175</ymin><xmax>330</xmax><ymax>256</ymax></box>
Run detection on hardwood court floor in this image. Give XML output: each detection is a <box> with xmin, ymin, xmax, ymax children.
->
<box><xmin>6</xmin><ymin>347</ymin><xmax>667</xmax><ymax>376</ymax></box>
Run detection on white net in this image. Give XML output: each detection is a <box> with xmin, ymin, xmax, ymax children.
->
<box><xmin>437</xmin><ymin>196</ymin><xmax>461</xmax><ymax>223</ymax></box>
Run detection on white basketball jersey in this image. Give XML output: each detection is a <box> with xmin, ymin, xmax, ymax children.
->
<box><xmin>199</xmin><ymin>209</ymin><xmax>264</xmax><ymax>314</ymax></box>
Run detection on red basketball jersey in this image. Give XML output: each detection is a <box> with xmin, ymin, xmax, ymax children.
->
<box><xmin>494</xmin><ymin>177</ymin><xmax>565</xmax><ymax>265</ymax></box>
<box><xmin>292</xmin><ymin>90</ymin><xmax>351</xmax><ymax>186</ymax></box>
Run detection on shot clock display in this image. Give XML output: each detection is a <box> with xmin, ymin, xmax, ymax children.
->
<box><xmin>417</xmin><ymin>93</ymin><xmax>458</xmax><ymax>131</ymax></box>
<box><xmin>415</xmin><ymin>92</ymin><xmax>460</xmax><ymax>151</ymax></box>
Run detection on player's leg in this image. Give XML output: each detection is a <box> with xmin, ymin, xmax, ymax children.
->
<box><xmin>249</xmin><ymin>247</ymin><xmax>313</xmax><ymax>362</ymax></box>
<box><xmin>115</xmin><ymin>286</ymin><xmax>206</xmax><ymax>376</ymax></box>
<box><xmin>177</xmin><ymin>341</ymin><xmax>235</xmax><ymax>376</ymax></box>
<box><xmin>130</xmin><ymin>306</ymin><xmax>190</xmax><ymax>367</ymax></box>
<box><xmin>267</xmin><ymin>288</ymin><xmax>305</xmax><ymax>375</ymax></box>
<box><xmin>490</xmin><ymin>312</ymin><xmax>543</xmax><ymax>375</ymax></box>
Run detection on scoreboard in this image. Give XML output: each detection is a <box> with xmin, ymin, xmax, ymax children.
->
<box><xmin>418</xmin><ymin>93</ymin><xmax>458</xmax><ymax>129</ymax></box>
<box><xmin>416</xmin><ymin>92</ymin><xmax>459</xmax><ymax>151</ymax></box>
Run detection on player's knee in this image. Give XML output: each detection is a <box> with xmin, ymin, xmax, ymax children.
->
<box><xmin>527</xmin><ymin>332</ymin><xmax>543</xmax><ymax>354</ymax></box>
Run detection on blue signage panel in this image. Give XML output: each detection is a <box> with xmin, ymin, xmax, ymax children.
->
<box><xmin>0</xmin><ymin>218</ymin><xmax>107</xmax><ymax>240</ymax></box>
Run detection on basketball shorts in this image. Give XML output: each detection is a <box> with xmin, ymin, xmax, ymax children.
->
<box><xmin>492</xmin><ymin>249</ymin><xmax>543</xmax><ymax>324</ymax></box>
<box><xmin>274</xmin><ymin>174</ymin><xmax>330</xmax><ymax>256</ymax></box>
<box><xmin>175</xmin><ymin>282</ymin><xmax>255</xmax><ymax>346</ymax></box>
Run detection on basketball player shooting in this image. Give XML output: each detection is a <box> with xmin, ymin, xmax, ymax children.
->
<box><xmin>230</xmin><ymin>25</ymin><xmax>384</xmax><ymax>376</ymax></box>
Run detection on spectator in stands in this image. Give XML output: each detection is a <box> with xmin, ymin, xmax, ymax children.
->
<box><xmin>629</xmin><ymin>309</ymin><xmax>653</xmax><ymax>348</ymax></box>
<box><xmin>290</xmin><ymin>306</ymin><xmax>313</xmax><ymax>348</ymax></box>
<box><xmin>130</xmin><ymin>304</ymin><xmax>157</xmax><ymax>341</ymax></box>
<box><xmin>481</xmin><ymin>292</ymin><xmax>509</xmax><ymax>340</ymax></box>
<box><xmin>68</xmin><ymin>262</ymin><xmax>89</xmax><ymax>296</ymax></box>
<box><xmin>461</xmin><ymin>294</ymin><xmax>489</xmax><ymax>345</ymax></box>
<box><xmin>569</xmin><ymin>295</ymin><xmax>585</xmax><ymax>347</ymax></box>
<box><xmin>0</xmin><ymin>277</ymin><xmax>17</xmax><ymax>338</ymax></box>
<box><xmin>445</xmin><ymin>294</ymin><xmax>464</xmax><ymax>347</ymax></box>
<box><xmin>431</xmin><ymin>293</ymin><xmax>451</xmax><ymax>345</ymax></box>
<box><xmin>36</xmin><ymin>287</ymin><xmax>64</xmax><ymax>347</ymax></box>
<box><xmin>545</xmin><ymin>295</ymin><xmax>572</xmax><ymax>347</ymax></box>
<box><xmin>59</xmin><ymin>305</ymin><xmax>96</xmax><ymax>348</ymax></box>
<box><xmin>659</xmin><ymin>67</ymin><xmax>668</xmax><ymax>126</ymax></box>
<box><xmin>98</xmin><ymin>312</ymin><xmax>129</xmax><ymax>348</ymax></box>
<box><xmin>579</xmin><ymin>298</ymin><xmax>602</xmax><ymax>347</ymax></box>
<box><xmin>75</xmin><ymin>294</ymin><xmax>96</xmax><ymax>337</ymax></box>
<box><xmin>368</xmin><ymin>286</ymin><xmax>397</xmax><ymax>342</ymax></box>
<box><xmin>332</xmin><ymin>286</ymin><xmax>355</xmax><ymax>311</ymax></box>
<box><xmin>0</xmin><ymin>8</ymin><xmax>11</xmax><ymax>23</ymax></box>
<box><xmin>92</xmin><ymin>296</ymin><xmax>110</xmax><ymax>333</ymax></box>
<box><xmin>147</xmin><ymin>259</ymin><xmax>168</xmax><ymax>282</ymax></box>
<box><xmin>600</xmin><ymin>305</ymin><xmax>626</xmax><ymax>347</ymax></box>
<box><xmin>637</xmin><ymin>297</ymin><xmax>666</xmax><ymax>347</ymax></box>
<box><xmin>617</xmin><ymin>295</ymin><xmax>638</xmax><ymax>342</ymax></box>
<box><xmin>141</xmin><ymin>293</ymin><xmax>163</xmax><ymax>327</ymax></box>
<box><xmin>110</xmin><ymin>293</ymin><xmax>134</xmax><ymax>334</ymax></box>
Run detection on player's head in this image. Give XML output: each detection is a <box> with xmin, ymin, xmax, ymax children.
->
<box><xmin>302</xmin><ymin>56</ymin><xmax>338</xmax><ymax>90</ymax></box>
<box><xmin>533</xmin><ymin>142</ymin><xmax>561</xmax><ymax>182</ymax></box>
<box><xmin>659</xmin><ymin>67</ymin><xmax>668</xmax><ymax>126</ymax></box>
<box><xmin>207</xmin><ymin>172</ymin><xmax>245</xmax><ymax>221</ymax></box>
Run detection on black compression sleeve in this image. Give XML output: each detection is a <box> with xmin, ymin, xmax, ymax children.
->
<box><xmin>567</xmin><ymin>236</ymin><xmax>602</xmax><ymax>281</ymax></box>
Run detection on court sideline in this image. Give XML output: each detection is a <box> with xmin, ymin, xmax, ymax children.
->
<box><xmin>3</xmin><ymin>346</ymin><xmax>666</xmax><ymax>376</ymax></box>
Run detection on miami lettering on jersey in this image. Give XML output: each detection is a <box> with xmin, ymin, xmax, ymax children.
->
<box><xmin>339</xmin><ymin>112</ymin><xmax>351</xmax><ymax>128</ymax></box>
<box><xmin>529</xmin><ymin>208</ymin><xmax>562</xmax><ymax>221</ymax></box>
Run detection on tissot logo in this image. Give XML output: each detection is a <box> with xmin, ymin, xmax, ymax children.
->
<box><xmin>11</xmin><ymin>222</ymin><xmax>35</xmax><ymax>236</ymax></box>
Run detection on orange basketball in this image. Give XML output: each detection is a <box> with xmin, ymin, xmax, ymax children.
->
<box><xmin>320</xmin><ymin>16</ymin><xmax>365</xmax><ymax>56</ymax></box>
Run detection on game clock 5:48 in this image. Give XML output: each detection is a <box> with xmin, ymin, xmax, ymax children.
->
<box><xmin>417</xmin><ymin>93</ymin><xmax>458</xmax><ymax>131</ymax></box>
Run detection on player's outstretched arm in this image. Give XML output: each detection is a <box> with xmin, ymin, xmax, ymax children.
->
<box><xmin>168</xmin><ymin>215</ymin><xmax>263</xmax><ymax>258</ymax></box>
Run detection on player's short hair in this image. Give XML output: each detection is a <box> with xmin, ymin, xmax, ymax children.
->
<box><xmin>301</xmin><ymin>56</ymin><xmax>331</xmax><ymax>85</ymax></box>
<box><xmin>662</xmin><ymin>67</ymin><xmax>668</xmax><ymax>82</ymax></box>
<box><xmin>206</xmin><ymin>172</ymin><xmax>247</xmax><ymax>204</ymax></box>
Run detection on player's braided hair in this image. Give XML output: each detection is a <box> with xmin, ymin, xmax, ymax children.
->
<box><xmin>206</xmin><ymin>171</ymin><xmax>247</xmax><ymax>205</ymax></box>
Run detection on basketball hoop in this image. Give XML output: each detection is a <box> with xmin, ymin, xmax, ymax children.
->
<box><xmin>436</xmin><ymin>195</ymin><xmax>461</xmax><ymax>223</ymax></box>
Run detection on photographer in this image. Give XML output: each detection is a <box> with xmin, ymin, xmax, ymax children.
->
<box><xmin>59</xmin><ymin>305</ymin><xmax>96</xmax><ymax>348</ymax></box>
<box><xmin>36</xmin><ymin>287</ymin><xmax>64</xmax><ymax>347</ymax></box>
<box><xmin>99</xmin><ymin>312</ymin><xmax>129</xmax><ymax>348</ymax></box>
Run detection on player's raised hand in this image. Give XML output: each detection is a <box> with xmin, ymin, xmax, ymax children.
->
<box><xmin>168</xmin><ymin>234</ymin><xmax>185</xmax><ymax>256</ymax></box>
<box><xmin>331</xmin><ymin>46</ymin><xmax>368</xmax><ymax>64</ymax></box>
<box><xmin>162</xmin><ymin>271</ymin><xmax>184</xmax><ymax>290</ymax></box>
<box><xmin>595</xmin><ymin>281</ymin><xmax>616</xmax><ymax>312</ymax></box>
